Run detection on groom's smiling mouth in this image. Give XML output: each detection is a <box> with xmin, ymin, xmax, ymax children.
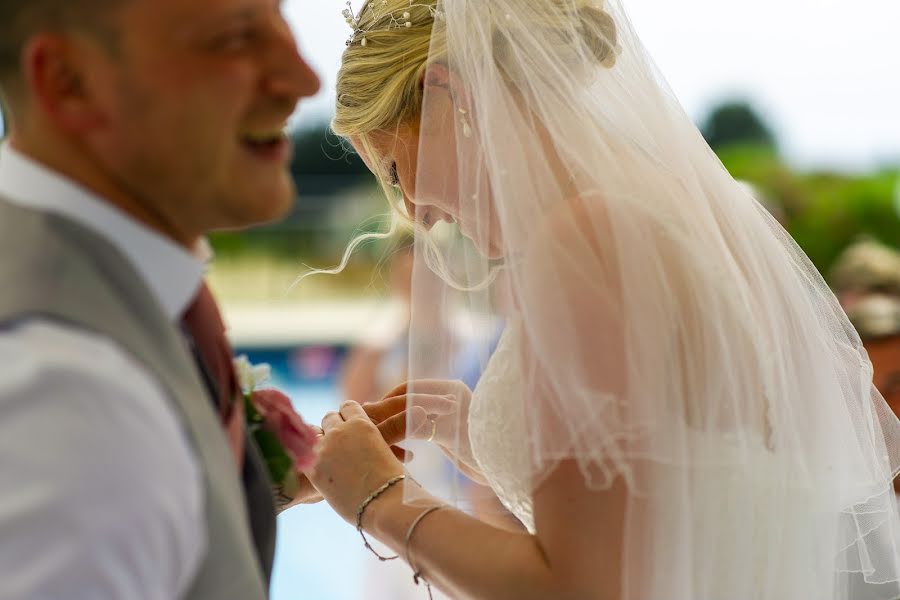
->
<box><xmin>240</xmin><ymin>128</ymin><xmax>292</xmax><ymax>164</ymax></box>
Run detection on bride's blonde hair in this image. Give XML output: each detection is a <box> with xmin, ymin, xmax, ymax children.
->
<box><xmin>333</xmin><ymin>1</ymin><xmax>442</xmax><ymax>139</ymax></box>
<box><xmin>332</xmin><ymin>0</ymin><xmax>618</xmax><ymax>172</ymax></box>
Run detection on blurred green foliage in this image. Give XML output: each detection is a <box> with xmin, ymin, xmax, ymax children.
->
<box><xmin>717</xmin><ymin>142</ymin><xmax>900</xmax><ymax>273</ymax></box>
<box><xmin>703</xmin><ymin>100</ymin><xmax>899</xmax><ymax>274</ymax></box>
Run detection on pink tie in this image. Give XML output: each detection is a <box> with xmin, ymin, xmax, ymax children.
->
<box><xmin>180</xmin><ymin>282</ymin><xmax>245</xmax><ymax>469</ymax></box>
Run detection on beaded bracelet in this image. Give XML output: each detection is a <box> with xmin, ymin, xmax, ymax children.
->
<box><xmin>356</xmin><ymin>474</ymin><xmax>406</xmax><ymax>561</ymax></box>
<box><xmin>405</xmin><ymin>505</ymin><xmax>446</xmax><ymax>600</ymax></box>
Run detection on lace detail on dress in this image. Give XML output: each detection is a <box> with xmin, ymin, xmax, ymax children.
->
<box><xmin>468</xmin><ymin>320</ymin><xmax>537</xmax><ymax>533</ymax></box>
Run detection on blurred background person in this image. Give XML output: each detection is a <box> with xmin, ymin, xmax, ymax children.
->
<box><xmin>340</xmin><ymin>236</ymin><xmax>417</xmax><ymax>404</ymax></box>
<box><xmin>832</xmin><ymin>239</ymin><xmax>900</xmax><ymax>420</ymax></box>
<box><xmin>340</xmin><ymin>232</ymin><xmax>458</xmax><ymax>404</ymax></box>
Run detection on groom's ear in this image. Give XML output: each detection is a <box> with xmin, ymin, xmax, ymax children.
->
<box><xmin>22</xmin><ymin>33</ymin><xmax>107</xmax><ymax>134</ymax></box>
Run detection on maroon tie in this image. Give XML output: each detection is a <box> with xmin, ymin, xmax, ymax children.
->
<box><xmin>181</xmin><ymin>282</ymin><xmax>245</xmax><ymax>467</ymax></box>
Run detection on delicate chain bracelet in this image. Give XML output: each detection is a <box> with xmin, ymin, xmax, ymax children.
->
<box><xmin>356</xmin><ymin>474</ymin><xmax>406</xmax><ymax>561</ymax></box>
<box><xmin>405</xmin><ymin>505</ymin><xmax>446</xmax><ymax>600</ymax></box>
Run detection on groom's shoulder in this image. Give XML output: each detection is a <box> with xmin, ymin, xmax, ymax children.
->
<box><xmin>0</xmin><ymin>196</ymin><xmax>74</xmax><ymax>263</ymax></box>
<box><xmin>0</xmin><ymin>196</ymin><xmax>144</xmax><ymax>334</ymax></box>
<box><xmin>0</xmin><ymin>195</ymin><xmax>128</xmax><ymax>283</ymax></box>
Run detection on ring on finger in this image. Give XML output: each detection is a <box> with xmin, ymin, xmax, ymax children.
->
<box><xmin>426</xmin><ymin>417</ymin><xmax>437</xmax><ymax>443</ymax></box>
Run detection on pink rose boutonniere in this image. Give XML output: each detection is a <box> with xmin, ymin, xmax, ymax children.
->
<box><xmin>234</xmin><ymin>356</ymin><xmax>319</xmax><ymax>507</ymax></box>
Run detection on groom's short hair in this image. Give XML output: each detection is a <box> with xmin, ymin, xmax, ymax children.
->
<box><xmin>0</xmin><ymin>0</ymin><xmax>126</xmax><ymax>92</ymax></box>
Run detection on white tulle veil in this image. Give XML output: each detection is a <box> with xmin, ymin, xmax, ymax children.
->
<box><xmin>341</xmin><ymin>0</ymin><xmax>900</xmax><ymax>597</ymax></box>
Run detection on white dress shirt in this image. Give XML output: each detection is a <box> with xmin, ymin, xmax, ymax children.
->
<box><xmin>0</xmin><ymin>144</ymin><xmax>207</xmax><ymax>600</ymax></box>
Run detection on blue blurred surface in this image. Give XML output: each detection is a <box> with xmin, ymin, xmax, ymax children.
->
<box><xmin>238</xmin><ymin>347</ymin><xmax>356</xmax><ymax>600</ymax></box>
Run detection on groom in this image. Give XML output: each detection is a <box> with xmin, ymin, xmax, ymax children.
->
<box><xmin>0</xmin><ymin>0</ymin><xmax>319</xmax><ymax>598</ymax></box>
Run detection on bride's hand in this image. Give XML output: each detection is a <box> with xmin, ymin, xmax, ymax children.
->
<box><xmin>304</xmin><ymin>401</ymin><xmax>407</xmax><ymax>523</ymax></box>
<box><xmin>363</xmin><ymin>380</ymin><xmax>488</xmax><ymax>485</ymax></box>
<box><xmin>277</xmin><ymin>404</ymin><xmax>434</xmax><ymax>511</ymax></box>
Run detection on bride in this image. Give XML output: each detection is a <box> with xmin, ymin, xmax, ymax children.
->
<box><xmin>303</xmin><ymin>1</ymin><xmax>900</xmax><ymax>598</ymax></box>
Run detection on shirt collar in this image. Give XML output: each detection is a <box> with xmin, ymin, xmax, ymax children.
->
<box><xmin>0</xmin><ymin>142</ymin><xmax>205</xmax><ymax>320</ymax></box>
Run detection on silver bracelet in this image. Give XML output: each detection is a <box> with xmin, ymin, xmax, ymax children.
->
<box><xmin>405</xmin><ymin>505</ymin><xmax>446</xmax><ymax>599</ymax></box>
<box><xmin>356</xmin><ymin>474</ymin><xmax>406</xmax><ymax>561</ymax></box>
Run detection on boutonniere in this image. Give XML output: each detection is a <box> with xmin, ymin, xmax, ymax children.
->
<box><xmin>235</xmin><ymin>355</ymin><xmax>319</xmax><ymax>508</ymax></box>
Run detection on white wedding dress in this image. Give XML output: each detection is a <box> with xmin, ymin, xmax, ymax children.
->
<box><xmin>465</xmin><ymin>319</ymin><xmax>895</xmax><ymax>599</ymax></box>
<box><xmin>468</xmin><ymin>319</ymin><xmax>537</xmax><ymax>533</ymax></box>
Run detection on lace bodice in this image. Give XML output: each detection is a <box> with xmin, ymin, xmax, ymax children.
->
<box><xmin>467</xmin><ymin>321</ymin><xmax>537</xmax><ymax>533</ymax></box>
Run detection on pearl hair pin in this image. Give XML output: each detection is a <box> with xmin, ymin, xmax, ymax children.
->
<box><xmin>342</xmin><ymin>0</ymin><xmax>443</xmax><ymax>47</ymax></box>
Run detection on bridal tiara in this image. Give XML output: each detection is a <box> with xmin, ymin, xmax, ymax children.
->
<box><xmin>341</xmin><ymin>0</ymin><xmax>444</xmax><ymax>47</ymax></box>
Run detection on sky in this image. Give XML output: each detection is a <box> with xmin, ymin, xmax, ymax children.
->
<box><xmin>284</xmin><ymin>0</ymin><xmax>900</xmax><ymax>172</ymax></box>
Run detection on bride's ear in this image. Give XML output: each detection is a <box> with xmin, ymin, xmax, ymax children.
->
<box><xmin>420</xmin><ymin>63</ymin><xmax>469</xmax><ymax>108</ymax></box>
<box><xmin>421</xmin><ymin>63</ymin><xmax>450</xmax><ymax>91</ymax></box>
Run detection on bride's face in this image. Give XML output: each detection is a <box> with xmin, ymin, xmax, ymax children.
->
<box><xmin>350</xmin><ymin>109</ymin><xmax>504</xmax><ymax>259</ymax></box>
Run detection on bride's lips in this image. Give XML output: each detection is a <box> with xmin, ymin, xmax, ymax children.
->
<box><xmin>240</xmin><ymin>129</ymin><xmax>292</xmax><ymax>164</ymax></box>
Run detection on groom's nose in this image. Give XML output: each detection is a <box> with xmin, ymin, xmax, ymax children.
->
<box><xmin>262</xmin><ymin>20</ymin><xmax>322</xmax><ymax>101</ymax></box>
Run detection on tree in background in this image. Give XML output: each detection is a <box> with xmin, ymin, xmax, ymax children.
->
<box><xmin>701</xmin><ymin>100</ymin><xmax>778</xmax><ymax>152</ymax></box>
<box><xmin>289</xmin><ymin>125</ymin><xmax>369</xmax><ymax>182</ymax></box>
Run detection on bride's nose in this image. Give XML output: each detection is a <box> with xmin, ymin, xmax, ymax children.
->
<box><xmin>402</xmin><ymin>194</ymin><xmax>453</xmax><ymax>231</ymax></box>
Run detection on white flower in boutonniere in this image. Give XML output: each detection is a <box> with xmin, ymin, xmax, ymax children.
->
<box><xmin>235</xmin><ymin>355</ymin><xmax>273</xmax><ymax>393</ymax></box>
<box><xmin>234</xmin><ymin>355</ymin><xmax>319</xmax><ymax>509</ymax></box>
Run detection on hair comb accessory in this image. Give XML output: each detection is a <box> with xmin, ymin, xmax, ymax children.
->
<box><xmin>341</xmin><ymin>0</ymin><xmax>443</xmax><ymax>47</ymax></box>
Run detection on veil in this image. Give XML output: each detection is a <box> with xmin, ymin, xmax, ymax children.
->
<box><xmin>381</xmin><ymin>0</ymin><xmax>900</xmax><ymax>597</ymax></box>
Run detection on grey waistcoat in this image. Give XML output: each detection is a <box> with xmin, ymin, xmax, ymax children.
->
<box><xmin>0</xmin><ymin>197</ymin><xmax>276</xmax><ymax>599</ymax></box>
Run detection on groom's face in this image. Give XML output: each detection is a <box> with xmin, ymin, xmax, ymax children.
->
<box><xmin>85</xmin><ymin>0</ymin><xmax>320</xmax><ymax>239</ymax></box>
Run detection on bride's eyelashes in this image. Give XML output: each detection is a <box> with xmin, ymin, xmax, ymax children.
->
<box><xmin>388</xmin><ymin>162</ymin><xmax>400</xmax><ymax>188</ymax></box>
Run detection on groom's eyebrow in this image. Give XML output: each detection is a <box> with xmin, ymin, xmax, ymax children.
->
<box><xmin>222</xmin><ymin>0</ymin><xmax>287</xmax><ymax>21</ymax></box>
<box><xmin>184</xmin><ymin>0</ymin><xmax>287</xmax><ymax>36</ymax></box>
